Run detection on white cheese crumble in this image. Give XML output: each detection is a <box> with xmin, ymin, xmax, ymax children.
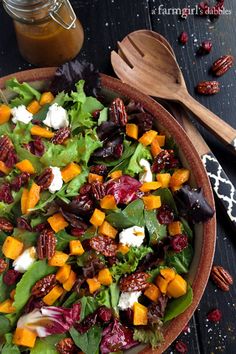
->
<box><xmin>48</xmin><ymin>166</ymin><xmax>63</xmax><ymax>193</ymax></box>
<box><xmin>118</xmin><ymin>291</ymin><xmax>142</xmax><ymax>310</ymax></box>
<box><xmin>13</xmin><ymin>247</ymin><xmax>37</xmax><ymax>273</ymax></box>
<box><xmin>139</xmin><ymin>158</ymin><xmax>153</xmax><ymax>183</ymax></box>
<box><xmin>119</xmin><ymin>226</ymin><xmax>145</xmax><ymax>247</ymax></box>
<box><xmin>11</xmin><ymin>105</ymin><xmax>33</xmax><ymax>124</ymax></box>
<box><xmin>43</xmin><ymin>103</ymin><xmax>69</xmax><ymax>130</ymax></box>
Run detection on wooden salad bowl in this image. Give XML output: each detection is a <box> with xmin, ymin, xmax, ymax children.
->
<box><xmin>0</xmin><ymin>68</ymin><xmax>216</xmax><ymax>354</ymax></box>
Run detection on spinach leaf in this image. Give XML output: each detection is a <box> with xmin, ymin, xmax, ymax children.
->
<box><xmin>79</xmin><ymin>129</ymin><xmax>102</xmax><ymax>165</ymax></box>
<box><xmin>180</xmin><ymin>217</ymin><xmax>193</xmax><ymax>240</ymax></box>
<box><xmin>144</xmin><ymin>210</ymin><xmax>167</xmax><ymax>244</ymax></box>
<box><xmin>31</xmin><ymin>335</ymin><xmax>66</xmax><ymax>354</ymax></box>
<box><xmin>79</xmin><ymin>296</ymin><xmax>98</xmax><ymax>320</ymax></box>
<box><xmin>56</xmin><ymin>230</ymin><xmax>77</xmax><ymax>251</ymax></box>
<box><xmin>80</xmin><ymin>226</ymin><xmax>97</xmax><ymax>242</ymax></box>
<box><xmin>154</xmin><ymin>188</ymin><xmax>178</xmax><ymax>216</ymax></box>
<box><xmin>0</xmin><ymin>274</ymin><xmax>9</xmax><ymax>302</ymax></box>
<box><xmin>65</xmin><ymin>168</ymin><xmax>89</xmax><ymax>197</ymax></box>
<box><xmin>12</xmin><ymin>228</ymin><xmax>38</xmax><ymax>248</ymax></box>
<box><xmin>125</xmin><ymin>143</ymin><xmax>152</xmax><ymax>176</ymax></box>
<box><xmin>96</xmin><ymin>282</ymin><xmax>120</xmax><ymax>312</ymax></box>
<box><xmin>70</xmin><ymin>325</ymin><xmax>102</xmax><ymax>354</ymax></box>
<box><xmin>62</xmin><ymin>292</ymin><xmax>80</xmax><ymax>308</ymax></box>
<box><xmin>14</xmin><ymin>261</ymin><xmax>56</xmax><ymax>313</ymax></box>
<box><xmin>164</xmin><ymin>286</ymin><xmax>193</xmax><ymax>322</ymax></box>
<box><xmin>166</xmin><ymin>245</ymin><xmax>193</xmax><ymax>274</ymax></box>
<box><xmin>1</xmin><ymin>333</ymin><xmax>20</xmax><ymax>354</ymax></box>
<box><xmin>7</xmin><ymin>78</ymin><xmax>41</xmax><ymax>107</ymax></box>
<box><xmin>0</xmin><ymin>316</ymin><xmax>11</xmax><ymax>335</ymax></box>
<box><xmin>106</xmin><ymin>199</ymin><xmax>145</xmax><ymax>229</ymax></box>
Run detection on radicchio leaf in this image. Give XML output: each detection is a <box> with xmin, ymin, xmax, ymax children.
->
<box><xmin>105</xmin><ymin>175</ymin><xmax>142</xmax><ymax>204</ymax></box>
<box><xmin>174</xmin><ymin>185</ymin><xmax>215</xmax><ymax>223</ymax></box>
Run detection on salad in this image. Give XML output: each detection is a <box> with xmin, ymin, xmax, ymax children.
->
<box><xmin>0</xmin><ymin>60</ymin><xmax>214</xmax><ymax>353</ymax></box>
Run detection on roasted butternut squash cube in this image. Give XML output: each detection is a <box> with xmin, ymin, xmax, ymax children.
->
<box><xmin>47</xmin><ymin>213</ymin><xmax>69</xmax><ymax>233</ymax></box>
<box><xmin>100</xmin><ymin>195</ymin><xmax>117</xmax><ymax>209</ymax></box>
<box><xmin>0</xmin><ymin>299</ymin><xmax>16</xmax><ymax>313</ymax></box>
<box><xmin>144</xmin><ymin>283</ymin><xmax>161</xmax><ymax>302</ymax></box>
<box><xmin>0</xmin><ymin>161</ymin><xmax>11</xmax><ymax>175</ymax></box>
<box><xmin>13</xmin><ymin>328</ymin><xmax>37</xmax><ymax>348</ymax></box>
<box><xmin>63</xmin><ymin>270</ymin><xmax>77</xmax><ymax>291</ymax></box>
<box><xmin>155</xmin><ymin>135</ymin><xmax>165</xmax><ymax>147</ymax></box>
<box><xmin>16</xmin><ymin>159</ymin><xmax>35</xmax><ymax>174</ymax></box>
<box><xmin>160</xmin><ymin>268</ymin><xmax>176</xmax><ymax>282</ymax></box>
<box><xmin>0</xmin><ymin>104</ymin><xmax>11</xmax><ymax>124</ymax></box>
<box><xmin>21</xmin><ymin>188</ymin><xmax>29</xmax><ymax>215</ymax></box>
<box><xmin>39</xmin><ymin>91</ymin><xmax>54</xmax><ymax>105</ymax></box>
<box><xmin>167</xmin><ymin>274</ymin><xmax>187</xmax><ymax>298</ymax></box>
<box><xmin>109</xmin><ymin>170</ymin><xmax>122</xmax><ymax>179</ymax></box>
<box><xmin>156</xmin><ymin>173</ymin><xmax>171</xmax><ymax>188</ymax></box>
<box><xmin>139</xmin><ymin>130</ymin><xmax>158</xmax><ymax>146</ymax></box>
<box><xmin>43</xmin><ymin>285</ymin><xmax>64</xmax><ymax>305</ymax></box>
<box><xmin>69</xmin><ymin>240</ymin><xmax>84</xmax><ymax>256</ymax></box>
<box><xmin>56</xmin><ymin>264</ymin><xmax>71</xmax><ymax>283</ymax></box>
<box><xmin>142</xmin><ymin>195</ymin><xmax>161</xmax><ymax>210</ymax></box>
<box><xmin>98</xmin><ymin>221</ymin><xmax>118</xmax><ymax>239</ymax></box>
<box><xmin>30</xmin><ymin>125</ymin><xmax>54</xmax><ymax>139</ymax></box>
<box><xmin>88</xmin><ymin>173</ymin><xmax>103</xmax><ymax>183</ymax></box>
<box><xmin>27</xmin><ymin>100</ymin><xmax>41</xmax><ymax>115</ymax></box>
<box><xmin>126</xmin><ymin>123</ymin><xmax>138</xmax><ymax>139</ymax></box>
<box><xmin>133</xmin><ymin>302</ymin><xmax>148</xmax><ymax>325</ymax></box>
<box><xmin>48</xmin><ymin>251</ymin><xmax>69</xmax><ymax>267</ymax></box>
<box><xmin>151</xmin><ymin>136</ymin><xmax>162</xmax><ymax>157</ymax></box>
<box><xmin>89</xmin><ymin>209</ymin><xmax>105</xmax><ymax>227</ymax></box>
<box><xmin>140</xmin><ymin>182</ymin><xmax>161</xmax><ymax>192</ymax></box>
<box><xmin>156</xmin><ymin>275</ymin><xmax>169</xmax><ymax>294</ymax></box>
<box><xmin>168</xmin><ymin>221</ymin><xmax>182</xmax><ymax>236</ymax></box>
<box><xmin>117</xmin><ymin>243</ymin><xmax>130</xmax><ymax>255</ymax></box>
<box><xmin>86</xmin><ymin>277</ymin><xmax>101</xmax><ymax>294</ymax></box>
<box><xmin>170</xmin><ymin>169</ymin><xmax>190</xmax><ymax>187</ymax></box>
<box><xmin>26</xmin><ymin>182</ymin><xmax>41</xmax><ymax>213</ymax></box>
<box><xmin>2</xmin><ymin>236</ymin><xmax>24</xmax><ymax>260</ymax></box>
<box><xmin>61</xmin><ymin>162</ymin><xmax>82</xmax><ymax>183</ymax></box>
<box><xmin>97</xmin><ymin>268</ymin><xmax>112</xmax><ymax>286</ymax></box>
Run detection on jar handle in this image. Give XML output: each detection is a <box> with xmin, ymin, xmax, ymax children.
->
<box><xmin>49</xmin><ymin>0</ymin><xmax>76</xmax><ymax>29</ymax></box>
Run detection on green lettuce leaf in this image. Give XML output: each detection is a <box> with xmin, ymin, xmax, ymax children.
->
<box><xmin>10</xmin><ymin>121</ymin><xmax>32</xmax><ymax>145</ymax></box>
<box><xmin>125</xmin><ymin>143</ymin><xmax>152</xmax><ymax>176</ymax></box>
<box><xmin>166</xmin><ymin>245</ymin><xmax>193</xmax><ymax>274</ymax></box>
<box><xmin>97</xmin><ymin>282</ymin><xmax>120</xmax><ymax>312</ymax></box>
<box><xmin>56</xmin><ymin>230</ymin><xmax>77</xmax><ymax>251</ymax></box>
<box><xmin>78</xmin><ymin>129</ymin><xmax>102</xmax><ymax>165</ymax></box>
<box><xmin>14</xmin><ymin>145</ymin><xmax>42</xmax><ymax>173</ymax></box>
<box><xmin>133</xmin><ymin>323</ymin><xmax>164</xmax><ymax>348</ymax></box>
<box><xmin>0</xmin><ymin>189</ymin><xmax>23</xmax><ymax>218</ymax></box>
<box><xmin>1</xmin><ymin>333</ymin><xmax>20</xmax><ymax>354</ymax></box>
<box><xmin>0</xmin><ymin>316</ymin><xmax>11</xmax><ymax>335</ymax></box>
<box><xmin>0</xmin><ymin>122</ymin><xmax>12</xmax><ymax>135</ymax></box>
<box><xmin>30</xmin><ymin>335</ymin><xmax>66</xmax><ymax>354</ymax></box>
<box><xmin>0</xmin><ymin>274</ymin><xmax>9</xmax><ymax>302</ymax></box>
<box><xmin>64</xmin><ymin>168</ymin><xmax>89</xmax><ymax>197</ymax></box>
<box><xmin>12</xmin><ymin>228</ymin><xmax>38</xmax><ymax>248</ymax></box>
<box><xmin>6</xmin><ymin>78</ymin><xmax>41</xmax><ymax>107</ymax></box>
<box><xmin>144</xmin><ymin>210</ymin><xmax>167</xmax><ymax>244</ymax></box>
<box><xmin>164</xmin><ymin>286</ymin><xmax>193</xmax><ymax>322</ymax></box>
<box><xmin>98</xmin><ymin>107</ymin><xmax>108</xmax><ymax>125</ymax></box>
<box><xmin>70</xmin><ymin>325</ymin><xmax>102</xmax><ymax>354</ymax></box>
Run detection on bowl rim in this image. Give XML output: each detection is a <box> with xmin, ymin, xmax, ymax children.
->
<box><xmin>0</xmin><ymin>67</ymin><xmax>216</xmax><ymax>354</ymax></box>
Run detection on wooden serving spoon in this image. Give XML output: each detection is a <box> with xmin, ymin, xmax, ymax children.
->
<box><xmin>111</xmin><ymin>31</ymin><xmax>236</xmax><ymax>155</ymax></box>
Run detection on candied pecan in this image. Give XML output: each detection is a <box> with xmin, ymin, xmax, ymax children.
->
<box><xmin>0</xmin><ymin>184</ymin><xmax>13</xmax><ymax>204</ymax></box>
<box><xmin>90</xmin><ymin>164</ymin><xmax>108</xmax><ymax>177</ymax></box>
<box><xmin>109</xmin><ymin>98</ymin><xmax>128</xmax><ymax>126</ymax></box>
<box><xmin>24</xmin><ymin>136</ymin><xmax>45</xmax><ymax>157</ymax></box>
<box><xmin>35</xmin><ymin>168</ymin><xmax>53</xmax><ymax>191</ymax></box>
<box><xmin>0</xmin><ymin>259</ymin><xmax>7</xmax><ymax>274</ymax></box>
<box><xmin>37</xmin><ymin>229</ymin><xmax>56</xmax><ymax>260</ymax></box>
<box><xmin>91</xmin><ymin>182</ymin><xmax>106</xmax><ymax>200</ymax></box>
<box><xmin>92</xmin><ymin>109</ymin><xmax>101</xmax><ymax>119</ymax></box>
<box><xmin>17</xmin><ymin>217</ymin><xmax>32</xmax><ymax>231</ymax></box>
<box><xmin>211</xmin><ymin>55</ymin><xmax>234</xmax><ymax>76</ymax></box>
<box><xmin>51</xmin><ymin>127</ymin><xmax>71</xmax><ymax>145</ymax></box>
<box><xmin>11</xmin><ymin>172</ymin><xmax>30</xmax><ymax>191</ymax></box>
<box><xmin>119</xmin><ymin>272</ymin><xmax>149</xmax><ymax>292</ymax></box>
<box><xmin>0</xmin><ymin>136</ymin><xmax>17</xmax><ymax>168</ymax></box>
<box><xmin>196</xmin><ymin>81</ymin><xmax>220</xmax><ymax>95</ymax></box>
<box><xmin>0</xmin><ymin>217</ymin><xmax>13</xmax><ymax>232</ymax></box>
<box><xmin>211</xmin><ymin>265</ymin><xmax>233</xmax><ymax>291</ymax></box>
<box><xmin>90</xmin><ymin>235</ymin><xmax>118</xmax><ymax>257</ymax></box>
<box><xmin>72</xmin><ymin>194</ymin><xmax>95</xmax><ymax>215</ymax></box>
<box><xmin>79</xmin><ymin>183</ymin><xmax>92</xmax><ymax>195</ymax></box>
<box><xmin>56</xmin><ymin>337</ymin><xmax>77</xmax><ymax>354</ymax></box>
<box><xmin>31</xmin><ymin>274</ymin><xmax>57</xmax><ymax>298</ymax></box>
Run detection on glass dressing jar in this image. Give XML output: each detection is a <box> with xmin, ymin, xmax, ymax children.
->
<box><xmin>3</xmin><ymin>0</ymin><xmax>84</xmax><ymax>67</ymax></box>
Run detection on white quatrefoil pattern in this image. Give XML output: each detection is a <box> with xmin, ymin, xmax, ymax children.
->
<box><xmin>202</xmin><ymin>153</ymin><xmax>236</xmax><ymax>223</ymax></box>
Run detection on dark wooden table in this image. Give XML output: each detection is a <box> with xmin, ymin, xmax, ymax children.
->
<box><xmin>0</xmin><ymin>1</ymin><xmax>236</xmax><ymax>353</ymax></box>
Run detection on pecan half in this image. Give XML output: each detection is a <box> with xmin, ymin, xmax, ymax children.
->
<box><xmin>0</xmin><ymin>217</ymin><xmax>13</xmax><ymax>232</ymax></box>
<box><xmin>35</xmin><ymin>168</ymin><xmax>53</xmax><ymax>191</ymax></box>
<box><xmin>56</xmin><ymin>338</ymin><xmax>77</xmax><ymax>354</ymax></box>
<box><xmin>90</xmin><ymin>235</ymin><xmax>118</xmax><ymax>257</ymax></box>
<box><xmin>0</xmin><ymin>259</ymin><xmax>7</xmax><ymax>274</ymax></box>
<box><xmin>31</xmin><ymin>274</ymin><xmax>56</xmax><ymax>298</ymax></box>
<box><xmin>109</xmin><ymin>98</ymin><xmax>128</xmax><ymax>126</ymax></box>
<box><xmin>90</xmin><ymin>164</ymin><xmax>108</xmax><ymax>177</ymax></box>
<box><xmin>211</xmin><ymin>55</ymin><xmax>234</xmax><ymax>76</ymax></box>
<box><xmin>37</xmin><ymin>229</ymin><xmax>56</xmax><ymax>260</ymax></box>
<box><xmin>196</xmin><ymin>81</ymin><xmax>220</xmax><ymax>95</ymax></box>
<box><xmin>0</xmin><ymin>135</ymin><xmax>16</xmax><ymax>167</ymax></box>
<box><xmin>0</xmin><ymin>184</ymin><xmax>13</xmax><ymax>204</ymax></box>
<box><xmin>11</xmin><ymin>172</ymin><xmax>30</xmax><ymax>192</ymax></box>
<box><xmin>211</xmin><ymin>265</ymin><xmax>233</xmax><ymax>291</ymax></box>
<box><xmin>119</xmin><ymin>272</ymin><xmax>149</xmax><ymax>292</ymax></box>
<box><xmin>91</xmin><ymin>182</ymin><xmax>106</xmax><ymax>200</ymax></box>
<box><xmin>51</xmin><ymin>127</ymin><xmax>71</xmax><ymax>145</ymax></box>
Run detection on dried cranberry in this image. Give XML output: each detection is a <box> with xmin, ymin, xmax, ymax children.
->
<box><xmin>199</xmin><ymin>40</ymin><xmax>213</xmax><ymax>54</ymax></box>
<box><xmin>90</xmin><ymin>164</ymin><xmax>108</xmax><ymax>177</ymax></box>
<box><xmin>114</xmin><ymin>143</ymin><xmax>123</xmax><ymax>158</ymax></box>
<box><xmin>207</xmin><ymin>308</ymin><xmax>222</xmax><ymax>322</ymax></box>
<box><xmin>0</xmin><ymin>184</ymin><xmax>13</xmax><ymax>204</ymax></box>
<box><xmin>11</xmin><ymin>172</ymin><xmax>30</xmax><ymax>192</ymax></box>
<box><xmin>33</xmin><ymin>222</ymin><xmax>48</xmax><ymax>232</ymax></box>
<box><xmin>151</xmin><ymin>150</ymin><xmax>179</xmax><ymax>173</ymax></box>
<box><xmin>182</xmin><ymin>323</ymin><xmax>190</xmax><ymax>334</ymax></box>
<box><xmin>92</xmin><ymin>110</ymin><xmax>101</xmax><ymax>119</ymax></box>
<box><xmin>157</xmin><ymin>204</ymin><xmax>175</xmax><ymax>225</ymax></box>
<box><xmin>170</xmin><ymin>234</ymin><xmax>188</xmax><ymax>253</ymax></box>
<box><xmin>17</xmin><ymin>217</ymin><xmax>32</xmax><ymax>231</ymax></box>
<box><xmin>71</xmin><ymin>227</ymin><xmax>85</xmax><ymax>237</ymax></box>
<box><xmin>79</xmin><ymin>183</ymin><xmax>92</xmax><ymax>195</ymax></box>
<box><xmin>24</xmin><ymin>296</ymin><xmax>45</xmax><ymax>314</ymax></box>
<box><xmin>97</xmin><ymin>306</ymin><xmax>112</xmax><ymax>322</ymax></box>
<box><xmin>3</xmin><ymin>269</ymin><xmax>21</xmax><ymax>285</ymax></box>
<box><xmin>175</xmin><ymin>340</ymin><xmax>188</xmax><ymax>353</ymax></box>
<box><xmin>179</xmin><ymin>32</ymin><xmax>189</xmax><ymax>45</ymax></box>
<box><xmin>75</xmin><ymin>312</ymin><xmax>98</xmax><ymax>334</ymax></box>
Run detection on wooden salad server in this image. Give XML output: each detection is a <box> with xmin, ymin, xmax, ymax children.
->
<box><xmin>111</xmin><ymin>30</ymin><xmax>236</xmax><ymax>156</ymax></box>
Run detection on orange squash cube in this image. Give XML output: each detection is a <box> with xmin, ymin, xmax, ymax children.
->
<box><xmin>88</xmin><ymin>173</ymin><xmax>103</xmax><ymax>183</ymax></box>
<box><xmin>126</xmin><ymin>123</ymin><xmax>138</xmax><ymax>139</ymax></box>
<box><xmin>117</xmin><ymin>243</ymin><xmax>130</xmax><ymax>255</ymax></box>
<box><xmin>156</xmin><ymin>275</ymin><xmax>169</xmax><ymax>294</ymax></box>
<box><xmin>170</xmin><ymin>169</ymin><xmax>190</xmax><ymax>187</ymax></box>
<box><xmin>100</xmin><ymin>195</ymin><xmax>117</xmax><ymax>209</ymax></box>
<box><xmin>47</xmin><ymin>213</ymin><xmax>69</xmax><ymax>233</ymax></box>
<box><xmin>97</xmin><ymin>268</ymin><xmax>112</xmax><ymax>286</ymax></box>
<box><xmin>21</xmin><ymin>188</ymin><xmax>29</xmax><ymax>215</ymax></box>
<box><xmin>144</xmin><ymin>283</ymin><xmax>161</xmax><ymax>302</ymax></box>
<box><xmin>43</xmin><ymin>285</ymin><xmax>64</xmax><ymax>305</ymax></box>
<box><xmin>98</xmin><ymin>221</ymin><xmax>118</xmax><ymax>239</ymax></box>
<box><xmin>139</xmin><ymin>182</ymin><xmax>161</xmax><ymax>192</ymax></box>
<box><xmin>167</xmin><ymin>274</ymin><xmax>187</xmax><ymax>298</ymax></box>
<box><xmin>56</xmin><ymin>264</ymin><xmax>71</xmax><ymax>283</ymax></box>
<box><xmin>151</xmin><ymin>136</ymin><xmax>162</xmax><ymax>157</ymax></box>
<box><xmin>155</xmin><ymin>135</ymin><xmax>166</xmax><ymax>147</ymax></box>
<box><xmin>26</xmin><ymin>182</ymin><xmax>41</xmax><ymax>213</ymax></box>
<box><xmin>86</xmin><ymin>277</ymin><xmax>101</xmax><ymax>294</ymax></box>
<box><xmin>27</xmin><ymin>100</ymin><xmax>41</xmax><ymax>115</ymax></box>
<box><xmin>39</xmin><ymin>92</ymin><xmax>54</xmax><ymax>106</ymax></box>
<box><xmin>0</xmin><ymin>299</ymin><xmax>16</xmax><ymax>313</ymax></box>
<box><xmin>30</xmin><ymin>125</ymin><xmax>54</xmax><ymax>139</ymax></box>
<box><xmin>61</xmin><ymin>162</ymin><xmax>82</xmax><ymax>183</ymax></box>
<box><xmin>63</xmin><ymin>270</ymin><xmax>77</xmax><ymax>291</ymax></box>
<box><xmin>156</xmin><ymin>173</ymin><xmax>171</xmax><ymax>188</ymax></box>
<box><xmin>0</xmin><ymin>104</ymin><xmax>11</xmax><ymax>124</ymax></box>
<box><xmin>109</xmin><ymin>170</ymin><xmax>122</xmax><ymax>179</ymax></box>
<box><xmin>89</xmin><ymin>209</ymin><xmax>105</xmax><ymax>227</ymax></box>
<box><xmin>139</xmin><ymin>130</ymin><xmax>158</xmax><ymax>146</ymax></box>
<box><xmin>133</xmin><ymin>302</ymin><xmax>148</xmax><ymax>325</ymax></box>
<box><xmin>0</xmin><ymin>161</ymin><xmax>11</xmax><ymax>175</ymax></box>
<box><xmin>160</xmin><ymin>268</ymin><xmax>176</xmax><ymax>282</ymax></box>
<box><xmin>142</xmin><ymin>195</ymin><xmax>161</xmax><ymax>210</ymax></box>
<box><xmin>48</xmin><ymin>251</ymin><xmax>69</xmax><ymax>267</ymax></box>
<box><xmin>168</xmin><ymin>221</ymin><xmax>182</xmax><ymax>236</ymax></box>
<box><xmin>13</xmin><ymin>328</ymin><xmax>37</xmax><ymax>348</ymax></box>
<box><xmin>2</xmin><ymin>236</ymin><xmax>24</xmax><ymax>260</ymax></box>
<box><xmin>16</xmin><ymin>159</ymin><xmax>35</xmax><ymax>174</ymax></box>
<box><xmin>69</xmin><ymin>240</ymin><xmax>84</xmax><ymax>256</ymax></box>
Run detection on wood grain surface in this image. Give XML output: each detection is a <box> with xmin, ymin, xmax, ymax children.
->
<box><xmin>0</xmin><ymin>1</ymin><xmax>235</xmax><ymax>353</ymax></box>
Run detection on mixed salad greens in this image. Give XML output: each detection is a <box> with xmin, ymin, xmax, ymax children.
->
<box><xmin>0</xmin><ymin>60</ymin><xmax>214</xmax><ymax>354</ymax></box>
